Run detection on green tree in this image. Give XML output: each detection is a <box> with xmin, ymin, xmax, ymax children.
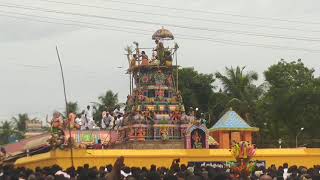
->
<box><xmin>215</xmin><ymin>66</ymin><xmax>261</xmax><ymax>123</ymax></box>
<box><xmin>98</xmin><ymin>90</ymin><xmax>119</xmax><ymax>112</ymax></box>
<box><xmin>178</xmin><ymin>68</ymin><xmax>215</xmax><ymax>114</ymax></box>
<box><xmin>12</xmin><ymin>113</ymin><xmax>29</xmax><ymax>132</ymax></box>
<box><xmin>65</xmin><ymin>101</ymin><xmax>79</xmax><ymax>116</ymax></box>
<box><xmin>177</xmin><ymin>68</ymin><xmax>218</xmax><ymax>127</ymax></box>
<box><xmin>259</xmin><ymin>59</ymin><xmax>319</xmax><ymax>147</ymax></box>
<box><xmin>0</xmin><ymin>121</ymin><xmax>13</xmax><ymax>144</ymax></box>
<box><xmin>215</xmin><ymin>66</ymin><xmax>259</xmax><ymax>99</ymax></box>
<box><xmin>93</xmin><ymin>90</ymin><xmax>119</xmax><ymax>125</ymax></box>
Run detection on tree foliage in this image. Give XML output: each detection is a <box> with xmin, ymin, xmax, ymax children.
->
<box><xmin>98</xmin><ymin>90</ymin><xmax>119</xmax><ymax>112</ymax></box>
<box><xmin>12</xmin><ymin>113</ymin><xmax>29</xmax><ymax>132</ymax></box>
<box><xmin>93</xmin><ymin>90</ymin><xmax>119</xmax><ymax>125</ymax></box>
<box><xmin>178</xmin><ymin>68</ymin><xmax>215</xmax><ymax>113</ymax></box>
<box><xmin>0</xmin><ymin>121</ymin><xmax>24</xmax><ymax>145</ymax></box>
<box><xmin>215</xmin><ymin>66</ymin><xmax>261</xmax><ymax>124</ymax></box>
<box><xmin>65</xmin><ymin>101</ymin><xmax>79</xmax><ymax>116</ymax></box>
<box><xmin>0</xmin><ymin>121</ymin><xmax>14</xmax><ymax>145</ymax></box>
<box><xmin>258</xmin><ymin>59</ymin><xmax>320</xmax><ymax>147</ymax></box>
<box><xmin>178</xmin><ymin>60</ymin><xmax>320</xmax><ymax>147</ymax></box>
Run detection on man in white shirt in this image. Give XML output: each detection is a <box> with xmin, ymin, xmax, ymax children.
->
<box><xmin>283</xmin><ymin>163</ymin><xmax>290</xmax><ymax>180</ymax></box>
<box><xmin>101</xmin><ymin>111</ymin><xmax>112</xmax><ymax>129</ymax></box>
<box><xmin>75</xmin><ymin>115</ymin><xmax>85</xmax><ymax>130</ymax></box>
<box><xmin>114</xmin><ymin>115</ymin><xmax>122</xmax><ymax>130</ymax></box>
<box><xmin>85</xmin><ymin>105</ymin><xmax>94</xmax><ymax>121</ymax></box>
<box><xmin>87</xmin><ymin>118</ymin><xmax>98</xmax><ymax>130</ymax></box>
<box><xmin>108</xmin><ymin>114</ymin><xmax>115</xmax><ymax>130</ymax></box>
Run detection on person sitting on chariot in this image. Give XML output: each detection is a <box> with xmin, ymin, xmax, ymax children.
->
<box><xmin>101</xmin><ymin>111</ymin><xmax>110</xmax><ymax>129</ymax></box>
<box><xmin>118</xmin><ymin>114</ymin><xmax>124</xmax><ymax>127</ymax></box>
<box><xmin>108</xmin><ymin>113</ymin><xmax>115</xmax><ymax>130</ymax></box>
<box><xmin>164</xmin><ymin>50</ymin><xmax>173</xmax><ymax>66</ymax></box>
<box><xmin>153</xmin><ymin>39</ymin><xmax>165</xmax><ymax>64</ymax></box>
<box><xmin>87</xmin><ymin>117</ymin><xmax>99</xmax><ymax>130</ymax></box>
<box><xmin>114</xmin><ymin>115</ymin><xmax>122</xmax><ymax>130</ymax></box>
<box><xmin>75</xmin><ymin>114</ymin><xmax>86</xmax><ymax>130</ymax></box>
<box><xmin>149</xmin><ymin>51</ymin><xmax>160</xmax><ymax>66</ymax></box>
<box><xmin>130</xmin><ymin>54</ymin><xmax>137</xmax><ymax>68</ymax></box>
<box><xmin>140</xmin><ymin>51</ymin><xmax>149</xmax><ymax>66</ymax></box>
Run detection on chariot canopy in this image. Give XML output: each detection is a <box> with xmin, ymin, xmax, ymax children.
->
<box><xmin>152</xmin><ymin>27</ymin><xmax>174</xmax><ymax>40</ymax></box>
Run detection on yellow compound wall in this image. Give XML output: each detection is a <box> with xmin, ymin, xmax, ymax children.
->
<box><xmin>15</xmin><ymin>148</ymin><xmax>320</xmax><ymax>170</ymax></box>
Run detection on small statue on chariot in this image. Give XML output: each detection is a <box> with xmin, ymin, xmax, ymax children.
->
<box><xmin>48</xmin><ymin>112</ymin><xmax>66</xmax><ymax>149</ymax></box>
<box><xmin>230</xmin><ymin>141</ymin><xmax>257</xmax><ymax>174</ymax></box>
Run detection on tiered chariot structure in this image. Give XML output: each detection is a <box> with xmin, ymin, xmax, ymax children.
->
<box><xmin>49</xmin><ymin>28</ymin><xmax>211</xmax><ymax>150</ymax></box>
<box><xmin>48</xmin><ymin>28</ymin><xmax>256</xmax><ymax>150</ymax></box>
<box><xmin>116</xmin><ymin>27</ymin><xmax>209</xmax><ymax>149</ymax></box>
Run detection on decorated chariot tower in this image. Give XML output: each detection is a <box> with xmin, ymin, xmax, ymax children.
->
<box><xmin>116</xmin><ymin>28</ymin><xmax>210</xmax><ymax>149</ymax></box>
<box><xmin>48</xmin><ymin>28</ymin><xmax>211</xmax><ymax>150</ymax></box>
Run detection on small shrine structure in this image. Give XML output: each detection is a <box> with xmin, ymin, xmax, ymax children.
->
<box><xmin>209</xmin><ymin>109</ymin><xmax>259</xmax><ymax>149</ymax></box>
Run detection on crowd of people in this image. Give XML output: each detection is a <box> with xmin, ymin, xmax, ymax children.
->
<box><xmin>1</xmin><ymin>157</ymin><xmax>319</xmax><ymax>180</ymax></box>
<box><xmin>128</xmin><ymin>39</ymin><xmax>175</xmax><ymax>68</ymax></box>
<box><xmin>74</xmin><ymin>105</ymin><xmax>124</xmax><ymax>131</ymax></box>
<box><xmin>51</xmin><ymin>105</ymin><xmax>125</xmax><ymax>131</ymax></box>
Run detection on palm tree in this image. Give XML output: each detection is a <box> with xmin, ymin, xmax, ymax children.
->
<box><xmin>65</xmin><ymin>101</ymin><xmax>79</xmax><ymax>116</ymax></box>
<box><xmin>12</xmin><ymin>113</ymin><xmax>29</xmax><ymax>132</ymax></box>
<box><xmin>0</xmin><ymin>121</ymin><xmax>17</xmax><ymax>144</ymax></box>
<box><xmin>215</xmin><ymin>66</ymin><xmax>259</xmax><ymax>100</ymax></box>
<box><xmin>98</xmin><ymin>90</ymin><xmax>119</xmax><ymax>112</ymax></box>
<box><xmin>92</xmin><ymin>90</ymin><xmax>119</xmax><ymax>125</ymax></box>
<box><xmin>215</xmin><ymin>66</ymin><xmax>261</xmax><ymax>122</ymax></box>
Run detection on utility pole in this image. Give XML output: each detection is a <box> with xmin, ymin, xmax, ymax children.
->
<box><xmin>55</xmin><ymin>46</ymin><xmax>74</xmax><ymax>168</ymax></box>
<box><xmin>175</xmin><ymin>49</ymin><xmax>179</xmax><ymax>92</ymax></box>
<box><xmin>295</xmin><ymin>127</ymin><xmax>304</xmax><ymax>148</ymax></box>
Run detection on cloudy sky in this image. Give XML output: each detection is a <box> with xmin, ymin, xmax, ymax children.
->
<box><xmin>0</xmin><ymin>0</ymin><xmax>319</xmax><ymax>123</ymax></box>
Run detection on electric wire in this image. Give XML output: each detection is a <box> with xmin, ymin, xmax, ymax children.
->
<box><xmin>103</xmin><ymin>0</ymin><xmax>320</xmax><ymax>25</ymax></box>
<box><xmin>33</xmin><ymin>0</ymin><xmax>320</xmax><ymax>33</ymax></box>
<box><xmin>0</xmin><ymin>3</ymin><xmax>319</xmax><ymax>42</ymax></box>
<box><xmin>1</xmin><ymin>11</ymin><xmax>320</xmax><ymax>53</ymax></box>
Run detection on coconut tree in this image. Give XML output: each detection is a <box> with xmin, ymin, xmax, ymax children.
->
<box><xmin>65</xmin><ymin>101</ymin><xmax>79</xmax><ymax>116</ymax></box>
<box><xmin>98</xmin><ymin>90</ymin><xmax>119</xmax><ymax>112</ymax></box>
<box><xmin>92</xmin><ymin>90</ymin><xmax>120</xmax><ymax>125</ymax></box>
<box><xmin>12</xmin><ymin>113</ymin><xmax>29</xmax><ymax>132</ymax></box>
<box><xmin>215</xmin><ymin>66</ymin><xmax>261</xmax><ymax>123</ymax></box>
<box><xmin>215</xmin><ymin>66</ymin><xmax>259</xmax><ymax>100</ymax></box>
<box><xmin>0</xmin><ymin>121</ymin><xmax>14</xmax><ymax>144</ymax></box>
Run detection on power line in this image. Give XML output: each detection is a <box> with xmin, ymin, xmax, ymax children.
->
<box><xmin>0</xmin><ymin>9</ymin><xmax>154</xmax><ymax>34</ymax></box>
<box><xmin>0</xmin><ymin>3</ymin><xmax>320</xmax><ymax>42</ymax></box>
<box><xmin>34</xmin><ymin>0</ymin><xmax>320</xmax><ymax>33</ymax></box>
<box><xmin>0</xmin><ymin>12</ymin><xmax>151</xmax><ymax>35</ymax></box>
<box><xmin>1</xmin><ymin>11</ymin><xmax>320</xmax><ymax>53</ymax></box>
<box><xmin>103</xmin><ymin>0</ymin><xmax>320</xmax><ymax>25</ymax></box>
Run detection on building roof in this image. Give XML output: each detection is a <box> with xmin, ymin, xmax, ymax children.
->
<box><xmin>4</xmin><ymin>133</ymin><xmax>50</xmax><ymax>156</ymax></box>
<box><xmin>209</xmin><ymin>110</ymin><xmax>259</xmax><ymax>132</ymax></box>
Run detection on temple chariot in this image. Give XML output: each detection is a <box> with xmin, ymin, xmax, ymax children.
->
<box><xmin>48</xmin><ymin>27</ymin><xmax>214</xmax><ymax>150</ymax></box>
<box><xmin>6</xmin><ymin>28</ymin><xmax>320</xmax><ymax>170</ymax></box>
